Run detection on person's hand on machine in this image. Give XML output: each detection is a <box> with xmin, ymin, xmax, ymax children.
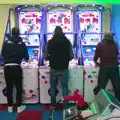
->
<box><xmin>95</xmin><ymin>62</ymin><xmax>101</xmax><ymax>67</ymax></box>
<box><xmin>94</xmin><ymin>57</ymin><xmax>101</xmax><ymax>67</ymax></box>
<box><xmin>27</xmin><ymin>57</ymin><xmax>32</xmax><ymax>63</ymax></box>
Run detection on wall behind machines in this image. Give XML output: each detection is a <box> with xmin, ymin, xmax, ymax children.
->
<box><xmin>0</xmin><ymin>5</ymin><xmax>11</xmax><ymax>49</ymax></box>
<box><xmin>0</xmin><ymin>4</ymin><xmax>112</xmax><ymax>50</ymax></box>
<box><xmin>0</xmin><ymin>5</ymin><xmax>16</xmax><ymax>49</ymax></box>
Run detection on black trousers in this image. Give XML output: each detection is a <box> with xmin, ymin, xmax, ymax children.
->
<box><xmin>98</xmin><ymin>64</ymin><xmax>120</xmax><ymax>101</ymax></box>
<box><xmin>4</xmin><ymin>65</ymin><xmax>23</xmax><ymax>106</ymax></box>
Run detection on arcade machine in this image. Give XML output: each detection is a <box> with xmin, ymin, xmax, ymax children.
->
<box><xmin>0</xmin><ymin>5</ymin><xmax>44</xmax><ymax>104</ymax></box>
<box><xmin>76</xmin><ymin>4</ymin><xmax>102</xmax><ymax>67</ymax></box>
<box><xmin>0</xmin><ymin>69</ymin><xmax>7</xmax><ymax>103</ymax></box>
<box><xmin>39</xmin><ymin>4</ymin><xmax>83</xmax><ymax>104</ymax></box>
<box><xmin>15</xmin><ymin>5</ymin><xmax>44</xmax><ymax>103</ymax></box>
<box><xmin>76</xmin><ymin>5</ymin><xmax>115</xmax><ymax>103</ymax></box>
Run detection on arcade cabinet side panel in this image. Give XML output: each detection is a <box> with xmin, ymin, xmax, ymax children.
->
<box><xmin>39</xmin><ymin>68</ymin><xmax>51</xmax><ymax>103</ymax></box>
<box><xmin>84</xmin><ymin>67</ymin><xmax>99</xmax><ymax>103</ymax></box>
<box><xmin>84</xmin><ymin>67</ymin><xmax>115</xmax><ymax>103</ymax></box>
<box><xmin>22</xmin><ymin>68</ymin><xmax>39</xmax><ymax>89</ymax></box>
<box><xmin>68</xmin><ymin>67</ymin><xmax>84</xmax><ymax>96</ymax></box>
<box><xmin>22</xmin><ymin>68</ymin><xmax>39</xmax><ymax>104</ymax></box>
<box><xmin>76</xmin><ymin>66</ymin><xmax>84</xmax><ymax>95</ymax></box>
<box><xmin>0</xmin><ymin>68</ymin><xmax>7</xmax><ymax>103</ymax></box>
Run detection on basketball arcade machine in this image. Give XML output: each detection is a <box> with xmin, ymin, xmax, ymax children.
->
<box><xmin>39</xmin><ymin>4</ymin><xmax>84</xmax><ymax>104</ymax></box>
<box><xmin>0</xmin><ymin>5</ymin><xmax>44</xmax><ymax>104</ymax></box>
<box><xmin>76</xmin><ymin>4</ymin><xmax>103</xmax><ymax>67</ymax></box>
<box><xmin>76</xmin><ymin>5</ymin><xmax>115</xmax><ymax>103</ymax></box>
<box><xmin>15</xmin><ymin>4</ymin><xmax>44</xmax><ymax>103</ymax></box>
<box><xmin>62</xmin><ymin>5</ymin><xmax>120</xmax><ymax>120</ymax></box>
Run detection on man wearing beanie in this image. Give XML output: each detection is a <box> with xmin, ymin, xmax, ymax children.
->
<box><xmin>94</xmin><ymin>32</ymin><xmax>120</xmax><ymax>101</ymax></box>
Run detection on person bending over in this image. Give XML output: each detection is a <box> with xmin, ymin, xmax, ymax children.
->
<box><xmin>1</xmin><ymin>27</ymin><xmax>29</xmax><ymax>113</ymax></box>
<box><xmin>94</xmin><ymin>32</ymin><xmax>120</xmax><ymax>101</ymax></box>
<box><xmin>45</xmin><ymin>26</ymin><xmax>74</xmax><ymax>109</ymax></box>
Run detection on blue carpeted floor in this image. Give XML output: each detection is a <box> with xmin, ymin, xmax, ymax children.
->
<box><xmin>0</xmin><ymin>104</ymin><xmax>63</xmax><ymax>120</ymax></box>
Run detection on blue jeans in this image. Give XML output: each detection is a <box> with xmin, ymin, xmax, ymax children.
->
<box><xmin>50</xmin><ymin>69</ymin><xmax>69</xmax><ymax>108</ymax></box>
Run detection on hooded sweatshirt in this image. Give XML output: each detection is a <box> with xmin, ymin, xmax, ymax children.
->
<box><xmin>94</xmin><ymin>39</ymin><xmax>118</xmax><ymax>67</ymax></box>
<box><xmin>45</xmin><ymin>34</ymin><xmax>74</xmax><ymax>70</ymax></box>
<box><xmin>1</xmin><ymin>36</ymin><xmax>29</xmax><ymax>65</ymax></box>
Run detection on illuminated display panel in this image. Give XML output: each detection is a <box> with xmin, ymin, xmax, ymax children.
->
<box><xmin>47</xmin><ymin>7</ymin><xmax>74</xmax><ymax>45</ymax></box>
<box><xmin>79</xmin><ymin>10</ymin><xmax>101</xmax><ymax>45</ymax></box>
<box><xmin>19</xmin><ymin>11</ymin><xmax>42</xmax><ymax>64</ymax></box>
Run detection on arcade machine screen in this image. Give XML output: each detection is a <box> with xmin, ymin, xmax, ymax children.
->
<box><xmin>79</xmin><ymin>10</ymin><xmax>101</xmax><ymax>66</ymax></box>
<box><xmin>19</xmin><ymin>11</ymin><xmax>42</xmax><ymax>64</ymax></box>
<box><xmin>46</xmin><ymin>7</ymin><xmax>77</xmax><ymax>66</ymax></box>
<box><xmin>47</xmin><ymin>7</ymin><xmax>73</xmax><ymax>45</ymax></box>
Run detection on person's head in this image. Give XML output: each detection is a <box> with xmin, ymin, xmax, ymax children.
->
<box><xmin>103</xmin><ymin>32</ymin><xmax>114</xmax><ymax>43</ymax></box>
<box><xmin>12</xmin><ymin>27</ymin><xmax>20</xmax><ymax>37</ymax></box>
<box><xmin>54</xmin><ymin>26</ymin><xmax>64</xmax><ymax>35</ymax></box>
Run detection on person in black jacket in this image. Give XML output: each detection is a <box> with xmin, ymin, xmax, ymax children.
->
<box><xmin>1</xmin><ymin>27</ymin><xmax>29</xmax><ymax>113</ymax></box>
<box><xmin>45</xmin><ymin>26</ymin><xmax>74</xmax><ymax>109</ymax></box>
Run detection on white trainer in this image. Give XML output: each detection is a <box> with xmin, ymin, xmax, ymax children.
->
<box><xmin>17</xmin><ymin>105</ymin><xmax>26</xmax><ymax>113</ymax></box>
<box><xmin>8</xmin><ymin>106</ymin><xmax>13</xmax><ymax>113</ymax></box>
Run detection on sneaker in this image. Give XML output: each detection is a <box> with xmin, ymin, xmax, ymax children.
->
<box><xmin>17</xmin><ymin>105</ymin><xmax>26</xmax><ymax>113</ymax></box>
<box><xmin>8</xmin><ymin>106</ymin><xmax>13</xmax><ymax>113</ymax></box>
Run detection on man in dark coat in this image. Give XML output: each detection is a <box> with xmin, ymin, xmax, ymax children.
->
<box><xmin>45</xmin><ymin>26</ymin><xmax>74</xmax><ymax>108</ymax></box>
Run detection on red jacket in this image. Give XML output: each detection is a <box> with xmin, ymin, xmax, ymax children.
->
<box><xmin>94</xmin><ymin>40</ymin><xmax>118</xmax><ymax>67</ymax></box>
